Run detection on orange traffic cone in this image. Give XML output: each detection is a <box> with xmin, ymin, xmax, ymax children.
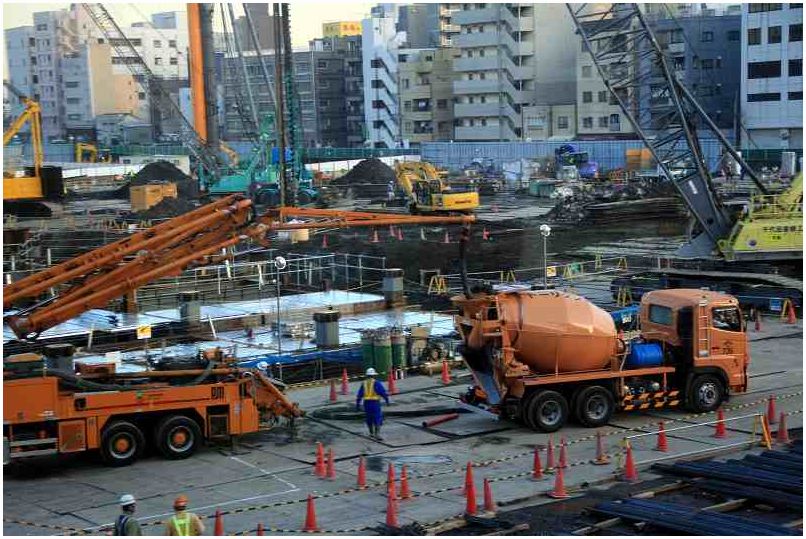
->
<box><xmin>326</xmin><ymin>448</ymin><xmax>336</xmax><ymax>480</ymax></box>
<box><xmin>594</xmin><ymin>431</ymin><xmax>610</xmax><ymax>465</ymax></box>
<box><xmin>544</xmin><ymin>435</ymin><xmax>555</xmax><ymax>473</ymax></box>
<box><xmin>329</xmin><ymin>379</ymin><xmax>338</xmax><ymax>402</ymax></box>
<box><xmin>388</xmin><ymin>370</ymin><xmax>399</xmax><ymax>395</ymax></box>
<box><xmin>389</xmin><ymin>225</ymin><xmax>395</xmax><ymax>237</ymax></box>
<box><xmin>314</xmin><ymin>442</ymin><xmax>325</xmax><ymax>477</ymax></box>
<box><xmin>622</xmin><ymin>441</ymin><xmax>638</xmax><ymax>482</ymax></box>
<box><xmin>397</xmin><ymin>228</ymin><xmax>404</xmax><ymax>241</ymax></box>
<box><xmin>462</xmin><ymin>461</ymin><xmax>474</xmax><ymax>495</ymax></box>
<box><xmin>340</xmin><ymin>368</ymin><xmax>349</xmax><ymax>395</ymax></box>
<box><xmin>386</xmin><ymin>479</ymin><xmax>399</xmax><ymax>528</ymax></box>
<box><xmin>371</xmin><ymin>229</ymin><xmax>379</xmax><ymax>243</ymax></box>
<box><xmin>786</xmin><ymin>302</ymin><xmax>797</xmax><ymax>324</ymax></box>
<box><xmin>714</xmin><ymin>408</ymin><xmax>727</xmax><ymax>439</ymax></box>
<box><xmin>483</xmin><ymin>478</ymin><xmax>496</xmax><ymax>512</ymax></box>
<box><xmin>213</xmin><ymin>509</ymin><xmax>224</xmax><ymax>536</ymax></box>
<box><xmin>443</xmin><ymin>231</ymin><xmax>451</xmax><ymax>244</ymax></box>
<box><xmin>547</xmin><ymin>465</ymin><xmax>570</xmax><ymax>498</ymax></box>
<box><xmin>303</xmin><ymin>495</ymin><xmax>319</xmax><ymax>532</ymax></box>
<box><xmin>321</xmin><ymin>234</ymin><xmax>328</xmax><ymax>249</ymax></box>
<box><xmin>558</xmin><ymin>437</ymin><xmax>568</xmax><ymax>469</ymax></box>
<box><xmin>755</xmin><ymin>308</ymin><xmax>762</xmax><ymax>332</ymax></box>
<box><xmin>387</xmin><ymin>463</ymin><xmax>396</xmax><ymax>493</ymax></box>
<box><xmin>532</xmin><ymin>446</ymin><xmax>544</xmax><ymax>480</ymax></box>
<box><xmin>482</xmin><ymin>228</ymin><xmax>490</xmax><ymax>241</ymax></box>
<box><xmin>399</xmin><ymin>465</ymin><xmax>412</xmax><ymax>499</ymax></box>
<box><xmin>656</xmin><ymin>421</ymin><xmax>669</xmax><ymax>452</ymax></box>
<box><xmin>767</xmin><ymin>395</ymin><xmax>777</xmax><ymax>425</ymax></box>
<box><xmin>441</xmin><ymin>360</ymin><xmax>451</xmax><ymax>384</ymax></box>
<box><xmin>256</xmin><ymin>522</ymin><xmax>264</xmax><ymax>535</ymax></box>
<box><xmin>465</xmin><ymin>462</ymin><xmax>478</xmax><ymax>516</ymax></box>
<box><xmin>357</xmin><ymin>456</ymin><xmax>367</xmax><ymax>489</ymax></box>
<box><xmin>776</xmin><ymin>412</ymin><xmax>791</xmax><ymax>444</ymax></box>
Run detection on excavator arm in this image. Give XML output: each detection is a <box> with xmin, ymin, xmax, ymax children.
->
<box><xmin>3</xmin><ymin>200</ymin><xmax>474</xmax><ymax>339</ymax></box>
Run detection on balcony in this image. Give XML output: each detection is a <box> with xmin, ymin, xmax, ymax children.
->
<box><xmin>455</xmin><ymin>124</ymin><xmax>519</xmax><ymax>141</ymax></box>
<box><xmin>453</xmin><ymin>79</ymin><xmax>501</xmax><ymax>94</ymax></box>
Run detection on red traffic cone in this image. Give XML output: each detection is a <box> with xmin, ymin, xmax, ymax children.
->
<box><xmin>755</xmin><ymin>309</ymin><xmax>762</xmax><ymax>332</ymax></box>
<box><xmin>387</xmin><ymin>462</ymin><xmax>397</xmax><ymax>492</ymax></box>
<box><xmin>321</xmin><ymin>234</ymin><xmax>328</xmax><ymax>249</ymax></box>
<box><xmin>303</xmin><ymin>495</ymin><xmax>319</xmax><ymax>532</ymax></box>
<box><xmin>314</xmin><ymin>442</ymin><xmax>325</xmax><ymax>477</ymax></box>
<box><xmin>544</xmin><ymin>435</ymin><xmax>556</xmax><ymax>473</ymax></box>
<box><xmin>326</xmin><ymin>447</ymin><xmax>336</xmax><ymax>480</ymax></box>
<box><xmin>547</xmin><ymin>465</ymin><xmax>570</xmax><ymax>498</ymax></box>
<box><xmin>482</xmin><ymin>228</ymin><xmax>490</xmax><ymax>241</ymax></box>
<box><xmin>483</xmin><ymin>478</ymin><xmax>496</xmax><ymax>512</ymax></box>
<box><xmin>656</xmin><ymin>421</ymin><xmax>669</xmax><ymax>452</ymax></box>
<box><xmin>389</xmin><ymin>225</ymin><xmax>395</xmax><ymax>237</ymax></box>
<box><xmin>714</xmin><ymin>408</ymin><xmax>727</xmax><ymax>439</ymax></box>
<box><xmin>386</xmin><ymin>479</ymin><xmax>399</xmax><ymax>527</ymax></box>
<box><xmin>532</xmin><ymin>446</ymin><xmax>544</xmax><ymax>480</ymax></box>
<box><xmin>357</xmin><ymin>456</ymin><xmax>367</xmax><ymax>489</ymax></box>
<box><xmin>371</xmin><ymin>229</ymin><xmax>379</xmax><ymax>243</ymax></box>
<box><xmin>256</xmin><ymin>522</ymin><xmax>264</xmax><ymax>535</ymax></box>
<box><xmin>441</xmin><ymin>360</ymin><xmax>451</xmax><ymax>384</ymax></box>
<box><xmin>767</xmin><ymin>395</ymin><xmax>777</xmax><ymax>425</ymax></box>
<box><xmin>340</xmin><ymin>368</ymin><xmax>349</xmax><ymax>395</ymax></box>
<box><xmin>399</xmin><ymin>464</ymin><xmax>412</xmax><ymax>499</ymax></box>
<box><xmin>622</xmin><ymin>441</ymin><xmax>639</xmax><ymax>482</ymax></box>
<box><xmin>786</xmin><ymin>302</ymin><xmax>797</xmax><ymax>324</ymax></box>
<box><xmin>776</xmin><ymin>412</ymin><xmax>791</xmax><ymax>444</ymax></box>
<box><xmin>462</xmin><ymin>461</ymin><xmax>474</xmax><ymax>495</ymax></box>
<box><xmin>594</xmin><ymin>431</ymin><xmax>610</xmax><ymax>465</ymax></box>
<box><xmin>558</xmin><ymin>437</ymin><xmax>568</xmax><ymax>469</ymax></box>
<box><xmin>443</xmin><ymin>230</ymin><xmax>451</xmax><ymax>244</ymax></box>
<box><xmin>464</xmin><ymin>462</ymin><xmax>478</xmax><ymax>515</ymax></box>
<box><xmin>213</xmin><ymin>509</ymin><xmax>224</xmax><ymax>535</ymax></box>
<box><xmin>397</xmin><ymin>228</ymin><xmax>404</xmax><ymax>241</ymax></box>
<box><xmin>388</xmin><ymin>370</ymin><xmax>399</xmax><ymax>395</ymax></box>
<box><xmin>329</xmin><ymin>379</ymin><xmax>338</xmax><ymax>402</ymax></box>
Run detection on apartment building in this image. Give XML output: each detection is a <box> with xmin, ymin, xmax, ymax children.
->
<box><xmin>451</xmin><ymin>3</ymin><xmax>577</xmax><ymax>141</ymax></box>
<box><xmin>398</xmin><ymin>47</ymin><xmax>458</xmax><ymax>145</ymax></box>
<box><xmin>235</xmin><ymin>4</ymin><xmax>276</xmax><ymax>52</ymax></box>
<box><xmin>522</xmin><ymin>104</ymin><xmax>577</xmax><ymax>140</ymax></box>
<box><xmin>741</xmin><ymin>3</ymin><xmax>803</xmax><ymax>148</ymax></box>
<box><xmin>437</xmin><ymin>4</ymin><xmax>462</xmax><ymax>47</ymax></box>
<box><xmin>398</xmin><ymin>4</ymin><xmax>441</xmax><ymax>48</ymax></box>
<box><xmin>5</xmin><ymin>26</ymin><xmax>35</xmax><ymax>125</ymax></box>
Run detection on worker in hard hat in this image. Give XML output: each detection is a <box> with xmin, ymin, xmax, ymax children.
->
<box><xmin>164</xmin><ymin>495</ymin><xmax>205</xmax><ymax>536</ymax></box>
<box><xmin>355</xmin><ymin>367</ymin><xmax>390</xmax><ymax>440</ymax></box>
<box><xmin>114</xmin><ymin>494</ymin><xmax>142</xmax><ymax>536</ymax></box>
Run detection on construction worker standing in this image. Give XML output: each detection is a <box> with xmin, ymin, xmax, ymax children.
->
<box><xmin>164</xmin><ymin>495</ymin><xmax>205</xmax><ymax>536</ymax></box>
<box><xmin>114</xmin><ymin>494</ymin><xmax>142</xmax><ymax>536</ymax></box>
<box><xmin>356</xmin><ymin>367</ymin><xmax>390</xmax><ymax>440</ymax></box>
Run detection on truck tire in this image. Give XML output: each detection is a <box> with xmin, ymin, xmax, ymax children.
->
<box><xmin>686</xmin><ymin>374</ymin><xmax>725</xmax><ymax>413</ymax></box>
<box><xmin>155</xmin><ymin>415</ymin><xmax>202</xmax><ymax>460</ymax></box>
<box><xmin>574</xmin><ymin>386</ymin><xmax>614</xmax><ymax>428</ymax></box>
<box><xmin>100</xmin><ymin>421</ymin><xmax>145</xmax><ymax>467</ymax></box>
<box><xmin>525</xmin><ymin>390</ymin><xmax>569</xmax><ymax>432</ymax></box>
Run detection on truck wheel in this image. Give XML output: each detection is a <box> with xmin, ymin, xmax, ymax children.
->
<box><xmin>155</xmin><ymin>415</ymin><xmax>202</xmax><ymax>460</ymax></box>
<box><xmin>574</xmin><ymin>386</ymin><xmax>614</xmax><ymax>428</ymax></box>
<box><xmin>686</xmin><ymin>374</ymin><xmax>724</xmax><ymax>413</ymax></box>
<box><xmin>101</xmin><ymin>421</ymin><xmax>145</xmax><ymax>467</ymax></box>
<box><xmin>526</xmin><ymin>390</ymin><xmax>569</xmax><ymax>432</ymax></box>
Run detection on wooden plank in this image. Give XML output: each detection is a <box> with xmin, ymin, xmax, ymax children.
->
<box><xmin>483</xmin><ymin>523</ymin><xmax>530</xmax><ymax>536</ymax></box>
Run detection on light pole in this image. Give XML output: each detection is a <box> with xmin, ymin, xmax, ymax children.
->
<box><xmin>539</xmin><ymin>224</ymin><xmax>551</xmax><ymax>289</ymax></box>
<box><xmin>274</xmin><ymin>256</ymin><xmax>287</xmax><ymax>358</ymax></box>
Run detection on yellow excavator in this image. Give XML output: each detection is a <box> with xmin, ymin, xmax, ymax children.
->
<box><xmin>395</xmin><ymin>161</ymin><xmax>479</xmax><ymax>214</ymax></box>
<box><xmin>75</xmin><ymin>142</ymin><xmax>111</xmax><ymax>163</ymax></box>
<box><xmin>3</xmin><ymin>81</ymin><xmax>64</xmax><ymax>215</ymax></box>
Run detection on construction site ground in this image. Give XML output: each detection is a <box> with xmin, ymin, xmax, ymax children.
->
<box><xmin>3</xmin><ymin>317</ymin><xmax>802</xmax><ymax>536</ymax></box>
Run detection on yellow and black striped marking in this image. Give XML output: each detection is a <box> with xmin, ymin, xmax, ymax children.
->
<box><xmin>622</xmin><ymin>390</ymin><xmax>680</xmax><ymax>411</ymax></box>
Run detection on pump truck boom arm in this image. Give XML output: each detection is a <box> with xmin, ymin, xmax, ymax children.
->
<box><xmin>3</xmin><ymin>202</ymin><xmax>474</xmax><ymax>339</ymax></box>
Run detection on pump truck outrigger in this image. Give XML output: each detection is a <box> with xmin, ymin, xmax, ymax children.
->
<box><xmin>454</xmin><ymin>288</ymin><xmax>749</xmax><ymax>432</ymax></box>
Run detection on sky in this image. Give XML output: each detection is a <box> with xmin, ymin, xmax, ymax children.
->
<box><xmin>2</xmin><ymin>2</ymin><xmax>376</xmax><ymax>47</ymax></box>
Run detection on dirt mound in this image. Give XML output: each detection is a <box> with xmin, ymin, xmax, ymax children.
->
<box><xmin>114</xmin><ymin>161</ymin><xmax>199</xmax><ymax>199</ymax></box>
<box><xmin>332</xmin><ymin>159</ymin><xmax>396</xmax><ymax>198</ymax></box>
<box><xmin>133</xmin><ymin>197</ymin><xmax>198</xmax><ymax>220</ymax></box>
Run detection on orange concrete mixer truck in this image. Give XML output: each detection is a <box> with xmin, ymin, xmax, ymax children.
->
<box><xmin>454</xmin><ymin>288</ymin><xmax>750</xmax><ymax>432</ymax></box>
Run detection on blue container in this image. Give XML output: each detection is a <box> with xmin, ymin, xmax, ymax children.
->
<box><xmin>626</xmin><ymin>343</ymin><xmax>664</xmax><ymax>368</ymax></box>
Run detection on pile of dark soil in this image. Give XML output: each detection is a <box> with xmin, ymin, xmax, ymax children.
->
<box><xmin>114</xmin><ymin>161</ymin><xmax>199</xmax><ymax>199</ymax></box>
<box><xmin>133</xmin><ymin>197</ymin><xmax>198</xmax><ymax>220</ymax></box>
<box><xmin>331</xmin><ymin>159</ymin><xmax>396</xmax><ymax>198</ymax></box>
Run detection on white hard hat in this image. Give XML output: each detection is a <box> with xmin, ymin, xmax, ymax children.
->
<box><xmin>365</xmin><ymin>367</ymin><xmax>378</xmax><ymax>376</ymax></box>
<box><xmin>119</xmin><ymin>494</ymin><xmax>136</xmax><ymax>507</ymax></box>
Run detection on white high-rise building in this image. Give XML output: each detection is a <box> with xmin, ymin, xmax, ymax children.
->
<box><xmin>741</xmin><ymin>3</ymin><xmax>802</xmax><ymax>148</ymax></box>
<box><xmin>4</xmin><ymin>26</ymin><xmax>35</xmax><ymax>125</ymax></box>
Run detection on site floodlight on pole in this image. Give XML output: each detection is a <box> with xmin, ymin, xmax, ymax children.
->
<box><xmin>540</xmin><ymin>224</ymin><xmax>551</xmax><ymax>289</ymax></box>
<box><xmin>274</xmin><ymin>256</ymin><xmax>287</xmax><ymax>358</ymax></box>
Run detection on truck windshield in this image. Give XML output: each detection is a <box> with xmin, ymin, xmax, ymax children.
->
<box><xmin>712</xmin><ymin>307</ymin><xmax>742</xmax><ymax>332</ymax></box>
<box><xmin>649</xmin><ymin>304</ymin><xmax>673</xmax><ymax>325</ymax></box>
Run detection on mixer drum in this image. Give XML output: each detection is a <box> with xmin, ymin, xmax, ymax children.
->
<box><xmin>497</xmin><ymin>291</ymin><xmax>617</xmax><ymax>373</ymax></box>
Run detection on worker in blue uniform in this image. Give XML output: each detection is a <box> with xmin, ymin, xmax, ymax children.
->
<box><xmin>356</xmin><ymin>367</ymin><xmax>390</xmax><ymax>440</ymax></box>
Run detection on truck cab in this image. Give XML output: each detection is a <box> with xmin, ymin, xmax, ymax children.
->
<box><xmin>640</xmin><ymin>289</ymin><xmax>750</xmax><ymax>410</ymax></box>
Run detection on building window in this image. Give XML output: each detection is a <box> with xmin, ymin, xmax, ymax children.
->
<box><xmin>318</xmin><ymin>60</ymin><xmax>328</xmax><ymax>68</ymax></box>
<box><xmin>748</xmin><ymin>28</ymin><xmax>761</xmax><ymax>45</ymax></box>
<box><xmin>669</xmin><ymin>29</ymin><xmax>684</xmax><ymax>43</ymax></box>
<box><xmin>170</xmin><ymin>57</ymin><xmax>178</xmax><ymax>65</ymax></box>
<box><xmin>65</xmin><ymin>81</ymin><xmax>79</xmax><ymax>88</ymax></box>
<box><xmin>36</xmin><ymin>23</ymin><xmax>47</xmax><ymax>31</ymax></box>
<box><xmin>672</xmin><ymin>56</ymin><xmax>685</xmax><ymax>70</ymax></box>
<box><xmin>404</xmin><ymin>101</ymin><xmax>411</xmax><ymax>112</ymax></box>
<box><xmin>609</xmin><ymin>114</ymin><xmax>620</xmax><ymax>130</ymax></box>
<box><xmin>468</xmin><ymin>50</ymin><xmax>473</xmax><ymax>58</ymax></box>
<box><xmin>701</xmin><ymin>31</ymin><xmax>713</xmax><ymax>42</ymax></box>
<box><xmin>698</xmin><ymin>85</ymin><xmax>713</xmax><ymax>97</ymax></box>
<box><xmin>480</xmin><ymin>96</ymin><xmax>486</xmax><ymax>103</ymax></box>
<box><xmin>701</xmin><ymin>59</ymin><xmax>714</xmax><ymax>70</ymax></box>
<box><xmin>598</xmin><ymin>90</ymin><xmax>607</xmax><ymax>102</ymax></box>
<box><xmin>480</xmin><ymin>119</ymin><xmax>487</xmax><ymax>126</ymax></box>
<box><xmin>169</xmin><ymin>39</ymin><xmax>177</xmax><ymax>48</ymax></box>
<box><xmin>748</xmin><ymin>61</ymin><xmax>781</xmax><ymax>78</ymax></box>
<box><xmin>582</xmin><ymin>91</ymin><xmax>592</xmax><ymax>103</ymax></box>
<box><xmin>727</xmin><ymin>30</ymin><xmax>740</xmax><ymax>41</ymax></box>
<box><xmin>153</xmin><ymin>40</ymin><xmax>161</xmax><ymax>48</ymax></box>
<box><xmin>748</xmin><ymin>3</ymin><xmax>782</xmax><ymax>12</ymax></box>
<box><xmin>66</xmin><ymin>97</ymin><xmax>80</xmax><ymax>104</ymax></box>
<box><xmin>715</xmin><ymin>57</ymin><xmax>722</xmax><ymax>69</ymax></box>
<box><xmin>557</xmin><ymin>116</ymin><xmax>569</xmax><ymax>129</ymax></box>
<box><xmin>790</xmin><ymin>23</ymin><xmax>803</xmax><ymax>41</ymax></box>
<box><xmin>582</xmin><ymin>65</ymin><xmax>592</xmax><ymax>78</ymax></box>
<box><xmin>598</xmin><ymin>116</ymin><xmax>608</xmax><ymax>128</ymax></box>
<box><xmin>479</xmin><ymin>49</ymin><xmax>485</xmax><ymax>57</ymax></box>
<box><xmin>747</xmin><ymin>92</ymin><xmax>780</xmax><ymax>102</ymax></box>
<box><xmin>789</xmin><ymin>91</ymin><xmax>803</xmax><ymax>100</ymax></box>
<box><xmin>769</xmin><ymin>26</ymin><xmax>782</xmax><ymax>43</ymax></box>
<box><xmin>582</xmin><ymin>117</ymin><xmax>593</xmax><ymax>128</ymax></box>
<box><xmin>789</xmin><ymin>59</ymin><xmax>802</xmax><ymax>76</ymax></box>
<box><xmin>437</xmin><ymin>99</ymin><xmax>447</xmax><ymax>109</ymax></box>
<box><xmin>154</xmin><ymin>57</ymin><xmax>162</xmax><ymax>65</ymax></box>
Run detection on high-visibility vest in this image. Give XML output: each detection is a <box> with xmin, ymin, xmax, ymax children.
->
<box><xmin>114</xmin><ymin>515</ymin><xmax>130</xmax><ymax>536</ymax></box>
<box><xmin>172</xmin><ymin>514</ymin><xmax>191</xmax><ymax>536</ymax></box>
<box><xmin>363</xmin><ymin>379</ymin><xmax>380</xmax><ymax>400</ymax></box>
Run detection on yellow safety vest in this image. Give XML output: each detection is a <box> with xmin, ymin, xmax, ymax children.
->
<box><xmin>363</xmin><ymin>379</ymin><xmax>380</xmax><ymax>400</ymax></box>
<box><xmin>172</xmin><ymin>514</ymin><xmax>191</xmax><ymax>536</ymax></box>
